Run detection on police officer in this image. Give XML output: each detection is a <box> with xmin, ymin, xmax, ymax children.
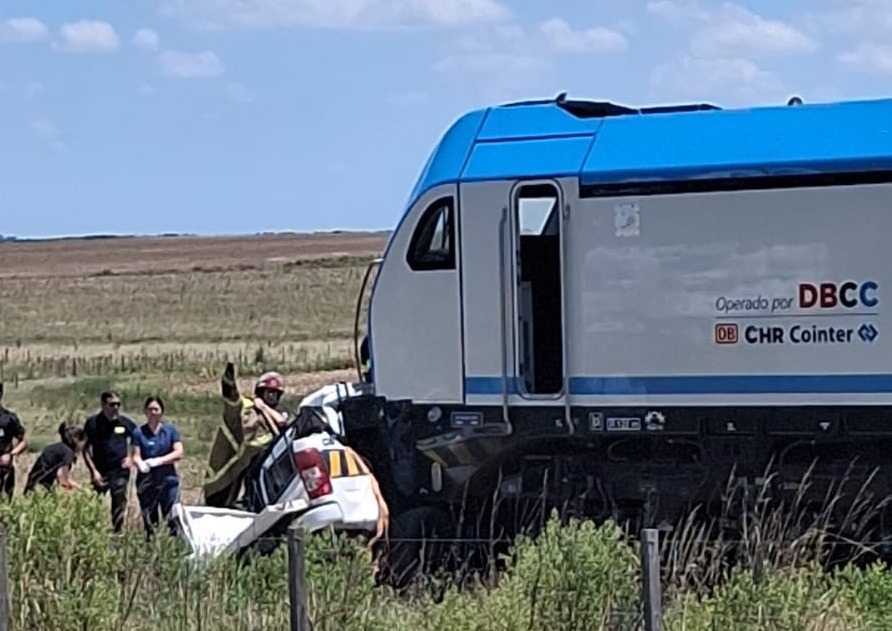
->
<box><xmin>0</xmin><ymin>382</ymin><xmax>28</xmax><ymax>501</ymax></box>
<box><xmin>83</xmin><ymin>391</ymin><xmax>137</xmax><ymax>533</ymax></box>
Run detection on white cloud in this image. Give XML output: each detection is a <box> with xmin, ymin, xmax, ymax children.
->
<box><xmin>646</xmin><ymin>0</ymin><xmax>709</xmax><ymax>25</ymax></box>
<box><xmin>690</xmin><ymin>4</ymin><xmax>817</xmax><ymax>58</ymax></box>
<box><xmin>0</xmin><ymin>17</ymin><xmax>48</xmax><ymax>43</ymax></box>
<box><xmin>133</xmin><ymin>28</ymin><xmax>160</xmax><ymax>51</ymax></box>
<box><xmin>838</xmin><ymin>42</ymin><xmax>892</xmax><ymax>73</ymax></box>
<box><xmin>433</xmin><ymin>23</ymin><xmax>555</xmax><ymax>99</ymax></box>
<box><xmin>138</xmin><ymin>83</ymin><xmax>156</xmax><ymax>96</ymax></box>
<box><xmin>434</xmin><ymin>24</ymin><xmax>544</xmax><ymax>77</ymax></box>
<box><xmin>651</xmin><ymin>55</ymin><xmax>785</xmax><ymax>105</ymax></box>
<box><xmin>225</xmin><ymin>82</ymin><xmax>255</xmax><ymax>102</ymax></box>
<box><xmin>539</xmin><ymin>17</ymin><xmax>628</xmax><ymax>53</ymax></box>
<box><xmin>807</xmin><ymin>0</ymin><xmax>892</xmax><ymax>37</ymax></box>
<box><xmin>156</xmin><ymin>0</ymin><xmax>511</xmax><ymax>30</ymax></box>
<box><xmin>55</xmin><ymin>20</ymin><xmax>120</xmax><ymax>53</ymax></box>
<box><xmin>651</xmin><ymin>2</ymin><xmax>816</xmax><ymax>58</ymax></box>
<box><xmin>157</xmin><ymin>50</ymin><xmax>225</xmax><ymax>77</ymax></box>
<box><xmin>647</xmin><ymin>2</ymin><xmax>817</xmax><ymax>106</ymax></box>
<box><xmin>435</xmin><ymin>16</ymin><xmax>630</xmax><ymax>98</ymax></box>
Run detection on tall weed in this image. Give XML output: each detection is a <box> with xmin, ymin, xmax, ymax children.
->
<box><xmin>2</xmin><ymin>489</ymin><xmax>892</xmax><ymax>630</ymax></box>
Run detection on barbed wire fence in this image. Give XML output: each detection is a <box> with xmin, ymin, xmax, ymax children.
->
<box><xmin>1</xmin><ymin>517</ymin><xmax>885</xmax><ymax>630</ymax></box>
<box><xmin>281</xmin><ymin>522</ymin><xmax>665</xmax><ymax>631</ymax></box>
<box><xmin>0</xmin><ymin>521</ymin><xmax>743</xmax><ymax>631</ymax></box>
<box><xmin>288</xmin><ymin>524</ymin><xmax>311</xmax><ymax>631</ymax></box>
<box><xmin>0</xmin><ymin>525</ymin><xmax>7</xmax><ymax>631</ymax></box>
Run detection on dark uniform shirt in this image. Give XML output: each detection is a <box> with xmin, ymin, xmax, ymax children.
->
<box><xmin>25</xmin><ymin>442</ymin><xmax>75</xmax><ymax>491</ymax></box>
<box><xmin>83</xmin><ymin>412</ymin><xmax>136</xmax><ymax>476</ymax></box>
<box><xmin>131</xmin><ymin>423</ymin><xmax>182</xmax><ymax>481</ymax></box>
<box><xmin>0</xmin><ymin>406</ymin><xmax>25</xmax><ymax>456</ymax></box>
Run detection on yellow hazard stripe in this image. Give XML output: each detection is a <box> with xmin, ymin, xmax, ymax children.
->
<box><xmin>345</xmin><ymin>451</ymin><xmax>359</xmax><ymax>476</ymax></box>
<box><xmin>321</xmin><ymin>449</ymin><xmax>370</xmax><ymax>478</ymax></box>
<box><xmin>327</xmin><ymin>450</ymin><xmax>342</xmax><ymax>477</ymax></box>
<box><xmin>354</xmin><ymin>453</ymin><xmax>371</xmax><ymax>475</ymax></box>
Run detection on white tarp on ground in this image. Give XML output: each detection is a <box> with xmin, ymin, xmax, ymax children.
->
<box><xmin>172</xmin><ymin>499</ymin><xmax>310</xmax><ymax>558</ymax></box>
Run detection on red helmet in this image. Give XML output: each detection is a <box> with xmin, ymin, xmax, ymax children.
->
<box><xmin>255</xmin><ymin>371</ymin><xmax>284</xmax><ymax>394</ymax></box>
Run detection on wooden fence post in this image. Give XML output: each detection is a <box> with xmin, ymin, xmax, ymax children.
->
<box><xmin>0</xmin><ymin>524</ymin><xmax>9</xmax><ymax>631</ymax></box>
<box><xmin>641</xmin><ymin>528</ymin><xmax>662</xmax><ymax>631</ymax></box>
<box><xmin>288</xmin><ymin>524</ymin><xmax>310</xmax><ymax>631</ymax></box>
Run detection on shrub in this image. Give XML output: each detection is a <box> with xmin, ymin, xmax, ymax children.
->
<box><xmin>3</xmin><ymin>490</ymin><xmax>892</xmax><ymax>630</ymax></box>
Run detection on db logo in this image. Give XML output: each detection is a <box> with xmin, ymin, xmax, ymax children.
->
<box><xmin>715</xmin><ymin>323</ymin><xmax>739</xmax><ymax>345</ymax></box>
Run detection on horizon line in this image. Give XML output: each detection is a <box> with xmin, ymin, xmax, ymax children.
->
<box><xmin>0</xmin><ymin>228</ymin><xmax>393</xmax><ymax>244</ymax></box>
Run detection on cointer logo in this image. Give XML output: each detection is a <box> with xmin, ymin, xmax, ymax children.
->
<box><xmin>799</xmin><ymin>281</ymin><xmax>879</xmax><ymax>310</ymax></box>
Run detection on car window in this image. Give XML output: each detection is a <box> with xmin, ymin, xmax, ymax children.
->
<box><xmin>263</xmin><ymin>444</ymin><xmax>296</xmax><ymax>501</ymax></box>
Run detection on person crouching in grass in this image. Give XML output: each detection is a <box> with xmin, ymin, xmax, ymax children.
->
<box><xmin>132</xmin><ymin>396</ymin><xmax>184</xmax><ymax>539</ymax></box>
<box><xmin>24</xmin><ymin>422</ymin><xmax>88</xmax><ymax>494</ymax></box>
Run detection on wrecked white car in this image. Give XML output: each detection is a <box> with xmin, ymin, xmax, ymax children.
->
<box><xmin>172</xmin><ymin>377</ymin><xmax>387</xmax><ymax>559</ymax></box>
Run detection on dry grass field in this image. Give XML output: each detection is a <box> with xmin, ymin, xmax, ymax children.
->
<box><xmin>0</xmin><ymin>231</ymin><xmax>388</xmax><ymax>507</ymax></box>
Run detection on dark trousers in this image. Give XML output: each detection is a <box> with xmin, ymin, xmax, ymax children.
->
<box><xmin>94</xmin><ymin>471</ymin><xmax>130</xmax><ymax>533</ymax></box>
<box><xmin>136</xmin><ymin>473</ymin><xmax>180</xmax><ymax>539</ymax></box>
<box><xmin>0</xmin><ymin>465</ymin><xmax>13</xmax><ymax>501</ymax></box>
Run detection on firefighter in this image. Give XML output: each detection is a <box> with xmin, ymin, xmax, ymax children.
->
<box><xmin>234</xmin><ymin>371</ymin><xmax>293</xmax><ymax>504</ymax></box>
<box><xmin>252</xmin><ymin>371</ymin><xmax>290</xmax><ymax>428</ymax></box>
<box><xmin>0</xmin><ymin>382</ymin><xmax>28</xmax><ymax>501</ymax></box>
<box><xmin>204</xmin><ymin>363</ymin><xmax>290</xmax><ymax>508</ymax></box>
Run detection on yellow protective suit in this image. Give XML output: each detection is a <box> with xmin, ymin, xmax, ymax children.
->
<box><xmin>203</xmin><ymin>362</ymin><xmax>278</xmax><ymax>507</ymax></box>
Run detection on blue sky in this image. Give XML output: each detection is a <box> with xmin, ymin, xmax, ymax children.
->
<box><xmin>1</xmin><ymin>0</ymin><xmax>890</xmax><ymax>238</ymax></box>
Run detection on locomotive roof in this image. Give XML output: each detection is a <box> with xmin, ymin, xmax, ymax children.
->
<box><xmin>405</xmin><ymin>93</ymin><xmax>892</xmax><ymax>207</ymax></box>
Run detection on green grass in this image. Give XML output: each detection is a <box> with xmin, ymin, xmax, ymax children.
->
<box><xmin>4</xmin><ymin>491</ymin><xmax>892</xmax><ymax>631</ymax></box>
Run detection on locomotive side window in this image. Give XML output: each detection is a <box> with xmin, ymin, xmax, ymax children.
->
<box><xmin>406</xmin><ymin>197</ymin><xmax>455</xmax><ymax>271</ymax></box>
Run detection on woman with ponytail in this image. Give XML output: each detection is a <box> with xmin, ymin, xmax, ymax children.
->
<box><xmin>24</xmin><ymin>421</ymin><xmax>87</xmax><ymax>494</ymax></box>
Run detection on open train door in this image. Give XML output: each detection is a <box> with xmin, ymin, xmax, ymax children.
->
<box><xmin>509</xmin><ymin>180</ymin><xmax>568</xmax><ymax>408</ymax></box>
<box><xmin>459</xmin><ymin>178</ymin><xmax>570</xmax><ymax>430</ymax></box>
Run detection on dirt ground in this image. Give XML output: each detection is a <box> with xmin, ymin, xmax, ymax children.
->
<box><xmin>0</xmin><ymin>231</ymin><xmax>389</xmax><ymax>278</ymax></box>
